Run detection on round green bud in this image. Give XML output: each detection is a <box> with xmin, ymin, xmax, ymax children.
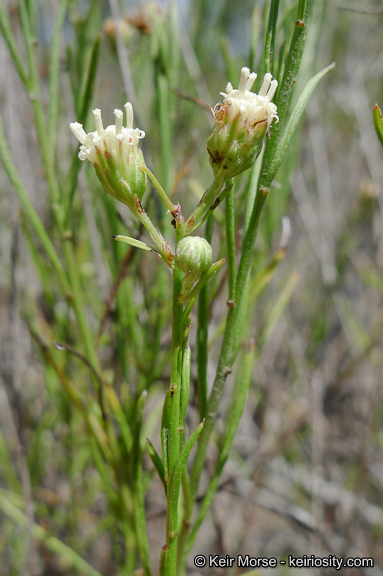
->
<box><xmin>175</xmin><ymin>236</ymin><xmax>213</xmax><ymax>279</ymax></box>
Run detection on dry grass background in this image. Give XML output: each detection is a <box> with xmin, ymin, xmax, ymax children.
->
<box><xmin>1</xmin><ymin>1</ymin><xmax>383</xmax><ymax>575</ymax></box>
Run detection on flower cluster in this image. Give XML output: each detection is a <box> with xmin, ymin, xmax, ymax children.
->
<box><xmin>70</xmin><ymin>103</ymin><xmax>147</xmax><ymax>206</ymax></box>
<box><xmin>207</xmin><ymin>67</ymin><xmax>278</xmax><ymax>178</ymax></box>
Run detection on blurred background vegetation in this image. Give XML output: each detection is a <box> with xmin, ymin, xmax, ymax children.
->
<box><xmin>0</xmin><ymin>0</ymin><xmax>383</xmax><ymax>575</ymax></box>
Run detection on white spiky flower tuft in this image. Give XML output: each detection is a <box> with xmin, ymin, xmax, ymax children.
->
<box><xmin>207</xmin><ymin>67</ymin><xmax>279</xmax><ymax>179</ymax></box>
<box><xmin>70</xmin><ymin>102</ymin><xmax>145</xmax><ymax>164</ymax></box>
<box><xmin>70</xmin><ymin>102</ymin><xmax>147</xmax><ymax>205</ymax></box>
<box><xmin>219</xmin><ymin>67</ymin><xmax>279</xmax><ymax>129</ymax></box>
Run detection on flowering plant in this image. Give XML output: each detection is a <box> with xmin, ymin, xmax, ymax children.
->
<box><xmin>0</xmin><ymin>0</ymin><xmax>336</xmax><ymax>574</ymax></box>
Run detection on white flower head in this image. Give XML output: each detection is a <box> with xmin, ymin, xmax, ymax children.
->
<box><xmin>70</xmin><ymin>102</ymin><xmax>147</xmax><ymax>205</ymax></box>
<box><xmin>70</xmin><ymin>102</ymin><xmax>145</xmax><ymax>165</ymax></box>
<box><xmin>217</xmin><ymin>67</ymin><xmax>279</xmax><ymax>130</ymax></box>
<box><xmin>207</xmin><ymin>68</ymin><xmax>278</xmax><ymax>178</ymax></box>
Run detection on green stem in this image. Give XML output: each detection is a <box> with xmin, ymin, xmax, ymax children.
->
<box><xmin>225</xmin><ymin>181</ymin><xmax>236</xmax><ymax>304</ymax></box>
<box><xmin>196</xmin><ymin>217</ymin><xmax>214</xmax><ymax>421</ymax></box>
<box><xmin>233</xmin><ymin>188</ymin><xmax>269</xmax><ymax>326</ymax></box>
<box><xmin>191</xmin><ymin>179</ymin><xmax>233</xmax><ymax>235</ymax></box>
<box><xmin>177</xmin><ymin>342</ymin><xmax>192</xmax><ymax>574</ymax></box>
<box><xmin>66</xmin><ymin>34</ymin><xmax>101</xmax><ymax>219</ymax></box>
<box><xmin>180</xmin><ymin>342</ymin><xmax>191</xmax><ymax>444</ymax></box>
<box><xmin>184</xmin><ymin>171</ymin><xmax>225</xmax><ymax>235</ymax></box>
<box><xmin>261</xmin><ymin>0</ymin><xmax>313</xmax><ymax>182</ymax></box>
<box><xmin>190</xmin><ymin>187</ymin><xmax>268</xmax><ymax>497</ymax></box>
<box><xmin>162</xmin><ymin>266</ymin><xmax>184</xmax><ymax>576</ymax></box>
<box><xmin>0</xmin><ymin>2</ymin><xmax>28</xmax><ymax>86</ymax></box>
<box><xmin>264</xmin><ymin>0</ymin><xmax>280</xmax><ymax>75</ymax></box>
<box><xmin>48</xmin><ymin>0</ymin><xmax>68</xmax><ymax>150</ymax></box>
<box><xmin>177</xmin><ymin>469</ymin><xmax>192</xmax><ymax>574</ymax></box>
<box><xmin>157</xmin><ymin>73</ymin><xmax>172</xmax><ymax>194</ymax></box>
<box><xmin>168</xmin><ymin>344</ymin><xmax>181</xmax><ymax>477</ymax></box>
<box><xmin>140</xmin><ymin>165</ymin><xmax>176</xmax><ymax>212</ymax></box>
<box><xmin>134</xmin><ymin>195</ymin><xmax>173</xmax><ymax>263</ymax></box>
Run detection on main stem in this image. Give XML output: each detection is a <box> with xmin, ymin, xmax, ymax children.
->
<box><xmin>163</xmin><ymin>263</ymin><xmax>184</xmax><ymax>576</ymax></box>
<box><xmin>190</xmin><ymin>186</ymin><xmax>268</xmax><ymax>497</ymax></box>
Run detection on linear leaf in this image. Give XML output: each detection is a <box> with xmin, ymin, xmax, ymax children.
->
<box><xmin>113</xmin><ymin>235</ymin><xmax>157</xmax><ymax>252</ymax></box>
<box><xmin>168</xmin><ymin>420</ymin><xmax>204</xmax><ymax>507</ymax></box>
<box><xmin>0</xmin><ymin>2</ymin><xmax>28</xmax><ymax>85</ymax></box>
<box><xmin>264</xmin><ymin>0</ymin><xmax>280</xmax><ymax>75</ymax></box>
<box><xmin>266</xmin><ymin>63</ymin><xmax>335</xmax><ymax>184</ymax></box>
<box><xmin>146</xmin><ymin>438</ymin><xmax>167</xmax><ymax>493</ymax></box>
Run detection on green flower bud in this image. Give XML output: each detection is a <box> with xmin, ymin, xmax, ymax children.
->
<box><xmin>70</xmin><ymin>102</ymin><xmax>147</xmax><ymax>208</ymax></box>
<box><xmin>207</xmin><ymin>68</ymin><xmax>279</xmax><ymax>179</ymax></box>
<box><xmin>175</xmin><ymin>236</ymin><xmax>213</xmax><ymax>283</ymax></box>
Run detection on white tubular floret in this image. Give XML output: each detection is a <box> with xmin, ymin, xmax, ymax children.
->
<box><xmin>92</xmin><ymin>108</ymin><xmax>104</xmax><ymax>135</ymax></box>
<box><xmin>70</xmin><ymin>122</ymin><xmax>88</xmax><ymax>145</ymax></box>
<box><xmin>124</xmin><ymin>102</ymin><xmax>134</xmax><ymax>130</ymax></box>
<box><xmin>114</xmin><ymin>109</ymin><xmax>123</xmax><ymax>134</ymax></box>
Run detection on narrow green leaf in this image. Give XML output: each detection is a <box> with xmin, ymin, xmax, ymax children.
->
<box><xmin>161</xmin><ymin>383</ymin><xmax>176</xmax><ymax>484</ymax></box>
<box><xmin>275</xmin><ymin>13</ymin><xmax>308</xmax><ymax>124</ymax></box>
<box><xmin>264</xmin><ymin>0</ymin><xmax>280</xmax><ymax>75</ymax></box>
<box><xmin>297</xmin><ymin>0</ymin><xmax>310</xmax><ymax>21</ymax></box>
<box><xmin>196</xmin><ymin>217</ymin><xmax>213</xmax><ymax>422</ymax></box>
<box><xmin>373</xmin><ymin>104</ymin><xmax>383</xmax><ymax>148</ymax></box>
<box><xmin>0</xmin><ymin>2</ymin><xmax>28</xmax><ymax>86</ymax></box>
<box><xmin>146</xmin><ymin>438</ymin><xmax>167</xmax><ymax>493</ymax></box>
<box><xmin>277</xmin><ymin>40</ymin><xmax>286</xmax><ymax>85</ymax></box>
<box><xmin>266</xmin><ymin>63</ymin><xmax>335</xmax><ymax>185</ymax></box>
<box><xmin>161</xmin><ymin>427</ymin><xmax>170</xmax><ymax>485</ymax></box>
<box><xmin>78</xmin><ymin>34</ymin><xmax>101</xmax><ymax>122</ymax></box>
<box><xmin>261</xmin><ymin>0</ymin><xmax>314</xmax><ymax>184</ymax></box>
<box><xmin>168</xmin><ymin>420</ymin><xmax>204</xmax><ymax>506</ymax></box>
<box><xmin>225</xmin><ymin>182</ymin><xmax>236</xmax><ymax>304</ymax></box>
<box><xmin>48</xmin><ymin>0</ymin><xmax>68</xmax><ymax>148</ymax></box>
<box><xmin>113</xmin><ymin>235</ymin><xmax>156</xmax><ymax>252</ymax></box>
<box><xmin>181</xmin><ymin>258</ymin><xmax>226</xmax><ymax>309</ymax></box>
<box><xmin>180</xmin><ymin>342</ymin><xmax>191</xmax><ymax>435</ymax></box>
<box><xmin>159</xmin><ymin>544</ymin><xmax>169</xmax><ymax>576</ymax></box>
<box><xmin>66</xmin><ymin>34</ymin><xmax>101</xmax><ymax>216</ymax></box>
